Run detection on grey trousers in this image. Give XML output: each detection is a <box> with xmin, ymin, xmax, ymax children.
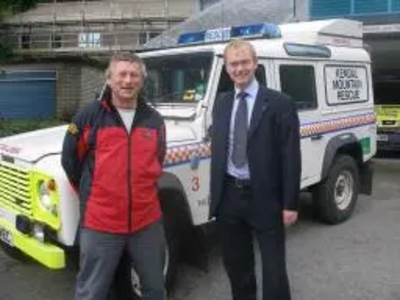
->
<box><xmin>75</xmin><ymin>221</ymin><xmax>166</xmax><ymax>300</ymax></box>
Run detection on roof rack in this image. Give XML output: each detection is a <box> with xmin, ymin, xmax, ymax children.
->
<box><xmin>279</xmin><ymin>19</ymin><xmax>364</xmax><ymax>48</ymax></box>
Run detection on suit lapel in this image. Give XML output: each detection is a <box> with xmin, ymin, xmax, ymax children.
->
<box><xmin>249</xmin><ymin>86</ymin><xmax>269</xmax><ymax>138</ymax></box>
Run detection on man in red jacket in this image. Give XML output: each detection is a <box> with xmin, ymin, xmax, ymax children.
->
<box><xmin>62</xmin><ymin>53</ymin><xmax>166</xmax><ymax>300</ymax></box>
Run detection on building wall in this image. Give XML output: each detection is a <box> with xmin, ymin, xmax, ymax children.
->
<box><xmin>0</xmin><ymin>62</ymin><xmax>105</xmax><ymax>119</ymax></box>
<box><xmin>196</xmin><ymin>0</ymin><xmax>309</xmax><ymax>21</ymax></box>
<box><xmin>196</xmin><ymin>0</ymin><xmax>399</xmax><ymax>22</ymax></box>
<box><xmin>0</xmin><ymin>1</ymin><xmax>197</xmax><ymax>119</ymax></box>
<box><xmin>296</xmin><ymin>0</ymin><xmax>310</xmax><ymax>20</ymax></box>
<box><xmin>197</xmin><ymin>0</ymin><xmax>220</xmax><ymax>11</ymax></box>
<box><xmin>56</xmin><ymin>63</ymin><xmax>106</xmax><ymax>118</ymax></box>
<box><xmin>81</xmin><ymin>66</ymin><xmax>105</xmax><ymax>107</ymax></box>
<box><xmin>57</xmin><ymin>64</ymin><xmax>82</xmax><ymax>119</ymax></box>
<box><xmin>6</xmin><ymin>0</ymin><xmax>195</xmax><ymax>24</ymax></box>
<box><xmin>3</xmin><ymin>0</ymin><xmax>195</xmax><ymax>53</ymax></box>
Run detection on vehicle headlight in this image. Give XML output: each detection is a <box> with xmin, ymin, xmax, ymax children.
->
<box><xmin>32</xmin><ymin>172</ymin><xmax>61</xmax><ymax>231</ymax></box>
<box><xmin>33</xmin><ymin>223</ymin><xmax>45</xmax><ymax>243</ymax></box>
<box><xmin>38</xmin><ymin>179</ymin><xmax>58</xmax><ymax>216</ymax></box>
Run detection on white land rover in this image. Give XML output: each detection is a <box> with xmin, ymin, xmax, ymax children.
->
<box><xmin>0</xmin><ymin>19</ymin><xmax>376</xmax><ymax>295</ymax></box>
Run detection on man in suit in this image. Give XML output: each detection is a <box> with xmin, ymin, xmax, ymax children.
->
<box><xmin>210</xmin><ymin>39</ymin><xmax>301</xmax><ymax>300</ymax></box>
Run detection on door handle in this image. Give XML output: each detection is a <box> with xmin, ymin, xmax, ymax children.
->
<box><xmin>311</xmin><ymin>134</ymin><xmax>323</xmax><ymax>141</ymax></box>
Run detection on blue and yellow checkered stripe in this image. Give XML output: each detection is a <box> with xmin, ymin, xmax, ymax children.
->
<box><xmin>164</xmin><ymin>113</ymin><xmax>376</xmax><ymax>167</ymax></box>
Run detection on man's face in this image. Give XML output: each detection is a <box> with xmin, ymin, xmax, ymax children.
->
<box><xmin>225</xmin><ymin>45</ymin><xmax>257</xmax><ymax>90</ymax></box>
<box><xmin>107</xmin><ymin>61</ymin><xmax>144</xmax><ymax>104</ymax></box>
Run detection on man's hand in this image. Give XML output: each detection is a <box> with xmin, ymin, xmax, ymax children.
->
<box><xmin>283</xmin><ymin>210</ymin><xmax>298</xmax><ymax>226</ymax></box>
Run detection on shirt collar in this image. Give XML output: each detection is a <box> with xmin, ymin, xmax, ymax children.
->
<box><xmin>235</xmin><ymin>78</ymin><xmax>259</xmax><ymax>100</ymax></box>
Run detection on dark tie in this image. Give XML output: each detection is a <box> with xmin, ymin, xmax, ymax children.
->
<box><xmin>232</xmin><ymin>91</ymin><xmax>248</xmax><ymax>168</ymax></box>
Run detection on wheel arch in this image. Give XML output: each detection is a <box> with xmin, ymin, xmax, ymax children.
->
<box><xmin>158</xmin><ymin>172</ymin><xmax>209</xmax><ymax>274</ymax></box>
<box><xmin>158</xmin><ymin>172</ymin><xmax>193</xmax><ymax>230</ymax></box>
<box><xmin>321</xmin><ymin>133</ymin><xmax>363</xmax><ymax>180</ymax></box>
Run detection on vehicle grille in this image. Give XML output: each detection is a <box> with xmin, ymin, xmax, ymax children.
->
<box><xmin>382</xmin><ymin>120</ymin><xmax>397</xmax><ymax>126</ymax></box>
<box><xmin>0</xmin><ymin>161</ymin><xmax>32</xmax><ymax>216</ymax></box>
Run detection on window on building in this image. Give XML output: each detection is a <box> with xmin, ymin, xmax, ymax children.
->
<box><xmin>311</xmin><ymin>0</ymin><xmax>350</xmax><ymax>17</ymax></box>
<box><xmin>280</xmin><ymin>65</ymin><xmax>318</xmax><ymax>110</ymax></box>
<box><xmin>199</xmin><ymin>0</ymin><xmax>220</xmax><ymax>10</ymax></box>
<box><xmin>78</xmin><ymin>32</ymin><xmax>101</xmax><ymax>48</ymax></box>
<box><xmin>138</xmin><ymin>32</ymin><xmax>148</xmax><ymax>45</ymax></box>
<box><xmin>51</xmin><ymin>34</ymin><xmax>62</xmax><ymax>48</ymax></box>
<box><xmin>354</xmin><ymin>0</ymin><xmax>388</xmax><ymax>14</ymax></box>
<box><xmin>149</xmin><ymin>31</ymin><xmax>161</xmax><ymax>39</ymax></box>
<box><xmin>138</xmin><ymin>31</ymin><xmax>162</xmax><ymax>45</ymax></box>
<box><xmin>21</xmin><ymin>34</ymin><xmax>31</xmax><ymax>49</ymax></box>
<box><xmin>311</xmin><ymin>0</ymin><xmax>394</xmax><ymax>17</ymax></box>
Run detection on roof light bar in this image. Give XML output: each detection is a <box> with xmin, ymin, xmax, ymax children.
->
<box><xmin>177</xmin><ymin>23</ymin><xmax>281</xmax><ymax>45</ymax></box>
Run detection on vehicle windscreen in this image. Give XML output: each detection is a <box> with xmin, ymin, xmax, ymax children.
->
<box><xmin>143</xmin><ymin>52</ymin><xmax>213</xmax><ymax>104</ymax></box>
<box><xmin>374</xmin><ymin>79</ymin><xmax>400</xmax><ymax>105</ymax></box>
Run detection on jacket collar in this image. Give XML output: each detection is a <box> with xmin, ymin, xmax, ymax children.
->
<box><xmin>248</xmin><ymin>85</ymin><xmax>270</xmax><ymax>138</ymax></box>
<box><xmin>100</xmin><ymin>87</ymin><xmax>148</xmax><ymax>114</ymax></box>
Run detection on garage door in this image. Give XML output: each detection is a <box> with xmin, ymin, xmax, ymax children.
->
<box><xmin>0</xmin><ymin>71</ymin><xmax>56</xmax><ymax>119</ymax></box>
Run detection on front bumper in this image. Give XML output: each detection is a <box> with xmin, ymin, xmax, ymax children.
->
<box><xmin>377</xmin><ymin>131</ymin><xmax>400</xmax><ymax>151</ymax></box>
<box><xmin>0</xmin><ymin>211</ymin><xmax>65</xmax><ymax>269</ymax></box>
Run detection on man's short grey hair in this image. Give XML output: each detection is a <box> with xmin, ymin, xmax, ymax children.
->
<box><xmin>105</xmin><ymin>52</ymin><xmax>147</xmax><ymax>79</ymax></box>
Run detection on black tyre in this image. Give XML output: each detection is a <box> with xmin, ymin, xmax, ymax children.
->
<box><xmin>163</xmin><ymin>219</ymin><xmax>179</xmax><ymax>295</ymax></box>
<box><xmin>0</xmin><ymin>242</ymin><xmax>31</xmax><ymax>262</ymax></box>
<box><xmin>312</xmin><ymin>155</ymin><xmax>359</xmax><ymax>224</ymax></box>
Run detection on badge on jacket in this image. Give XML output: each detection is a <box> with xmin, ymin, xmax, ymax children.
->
<box><xmin>142</xmin><ymin>130</ymin><xmax>152</xmax><ymax>139</ymax></box>
<box><xmin>67</xmin><ymin>124</ymin><xmax>79</xmax><ymax>136</ymax></box>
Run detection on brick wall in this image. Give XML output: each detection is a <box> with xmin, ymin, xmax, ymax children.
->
<box><xmin>56</xmin><ymin>63</ymin><xmax>81</xmax><ymax>119</ymax></box>
<box><xmin>80</xmin><ymin>66</ymin><xmax>105</xmax><ymax>107</ymax></box>
<box><xmin>57</xmin><ymin>63</ymin><xmax>106</xmax><ymax>119</ymax></box>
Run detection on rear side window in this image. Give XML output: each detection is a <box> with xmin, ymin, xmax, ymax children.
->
<box><xmin>279</xmin><ymin>65</ymin><xmax>318</xmax><ymax>110</ymax></box>
<box><xmin>217</xmin><ymin>64</ymin><xmax>267</xmax><ymax>93</ymax></box>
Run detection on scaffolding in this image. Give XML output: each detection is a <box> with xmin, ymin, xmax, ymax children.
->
<box><xmin>1</xmin><ymin>0</ymin><xmax>192</xmax><ymax>56</ymax></box>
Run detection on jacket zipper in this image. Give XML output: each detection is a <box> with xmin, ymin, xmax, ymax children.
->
<box><xmin>127</xmin><ymin>134</ymin><xmax>132</xmax><ymax>233</ymax></box>
<box><xmin>127</xmin><ymin>110</ymin><xmax>140</xmax><ymax>233</ymax></box>
<box><xmin>114</xmin><ymin>110</ymin><xmax>134</xmax><ymax>233</ymax></box>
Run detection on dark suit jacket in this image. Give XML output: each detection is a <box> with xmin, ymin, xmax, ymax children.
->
<box><xmin>209</xmin><ymin>85</ymin><xmax>301</xmax><ymax>229</ymax></box>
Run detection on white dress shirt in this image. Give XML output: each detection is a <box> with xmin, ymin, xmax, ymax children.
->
<box><xmin>226</xmin><ymin>78</ymin><xmax>259</xmax><ymax>179</ymax></box>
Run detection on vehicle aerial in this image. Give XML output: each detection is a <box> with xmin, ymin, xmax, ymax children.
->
<box><xmin>0</xmin><ymin>18</ymin><xmax>376</xmax><ymax>295</ymax></box>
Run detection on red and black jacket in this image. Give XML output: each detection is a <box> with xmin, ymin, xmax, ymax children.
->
<box><xmin>61</xmin><ymin>94</ymin><xmax>166</xmax><ymax>233</ymax></box>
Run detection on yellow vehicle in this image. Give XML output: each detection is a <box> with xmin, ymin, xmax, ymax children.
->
<box><xmin>374</xmin><ymin>77</ymin><xmax>400</xmax><ymax>151</ymax></box>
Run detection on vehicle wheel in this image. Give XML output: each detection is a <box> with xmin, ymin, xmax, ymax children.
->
<box><xmin>131</xmin><ymin>219</ymin><xmax>179</xmax><ymax>299</ymax></box>
<box><xmin>0</xmin><ymin>242</ymin><xmax>31</xmax><ymax>262</ymax></box>
<box><xmin>312</xmin><ymin>155</ymin><xmax>359</xmax><ymax>224</ymax></box>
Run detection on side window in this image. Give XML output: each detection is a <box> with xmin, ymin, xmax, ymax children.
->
<box><xmin>217</xmin><ymin>64</ymin><xmax>267</xmax><ymax>93</ymax></box>
<box><xmin>279</xmin><ymin>65</ymin><xmax>318</xmax><ymax>110</ymax></box>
